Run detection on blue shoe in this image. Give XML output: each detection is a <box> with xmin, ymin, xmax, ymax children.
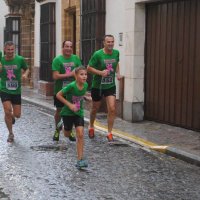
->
<box><xmin>76</xmin><ymin>159</ymin><xmax>88</xmax><ymax>169</ymax></box>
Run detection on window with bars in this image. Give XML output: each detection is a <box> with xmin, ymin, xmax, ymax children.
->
<box><xmin>81</xmin><ymin>0</ymin><xmax>105</xmax><ymax>87</ymax></box>
<box><xmin>4</xmin><ymin>16</ymin><xmax>20</xmax><ymax>54</ymax></box>
<box><xmin>40</xmin><ymin>3</ymin><xmax>56</xmax><ymax>82</ymax></box>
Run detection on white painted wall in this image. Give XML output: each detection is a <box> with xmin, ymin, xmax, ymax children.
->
<box><xmin>34</xmin><ymin>0</ymin><xmax>62</xmax><ymax>67</ymax></box>
<box><xmin>106</xmin><ymin>0</ymin><xmax>146</xmax><ymax>121</ymax></box>
<box><xmin>34</xmin><ymin>1</ymin><xmax>40</xmax><ymax>67</ymax></box>
<box><xmin>0</xmin><ymin>1</ymin><xmax>9</xmax><ymax>50</ymax></box>
<box><xmin>106</xmin><ymin>0</ymin><xmax>126</xmax><ymax>98</ymax></box>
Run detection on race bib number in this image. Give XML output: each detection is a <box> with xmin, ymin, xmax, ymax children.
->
<box><xmin>101</xmin><ymin>76</ymin><xmax>113</xmax><ymax>84</ymax></box>
<box><xmin>6</xmin><ymin>80</ymin><xmax>18</xmax><ymax>90</ymax></box>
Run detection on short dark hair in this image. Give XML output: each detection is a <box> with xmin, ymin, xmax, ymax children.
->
<box><xmin>62</xmin><ymin>40</ymin><xmax>72</xmax><ymax>48</ymax></box>
<box><xmin>4</xmin><ymin>41</ymin><xmax>15</xmax><ymax>47</ymax></box>
<box><xmin>103</xmin><ymin>34</ymin><xmax>114</xmax><ymax>41</ymax></box>
<box><xmin>75</xmin><ymin>66</ymin><xmax>87</xmax><ymax>74</ymax></box>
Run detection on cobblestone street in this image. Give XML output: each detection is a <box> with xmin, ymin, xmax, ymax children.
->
<box><xmin>0</xmin><ymin>103</ymin><xmax>200</xmax><ymax>200</ymax></box>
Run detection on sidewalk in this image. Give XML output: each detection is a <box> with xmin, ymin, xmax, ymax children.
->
<box><xmin>22</xmin><ymin>86</ymin><xmax>200</xmax><ymax>167</ymax></box>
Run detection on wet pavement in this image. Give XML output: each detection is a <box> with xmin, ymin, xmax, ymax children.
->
<box><xmin>21</xmin><ymin>86</ymin><xmax>200</xmax><ymax>166</ymax></box>
<box><xmin>0</xmin><ymin>103</ymin><xmax>200</xmax><ymax>200</ymax></box>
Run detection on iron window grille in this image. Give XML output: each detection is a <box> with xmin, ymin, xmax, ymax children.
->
<box><xmin>40</xmin><ymin>2</ymin><xmax>56</xmax><ymax>82</ymax></box>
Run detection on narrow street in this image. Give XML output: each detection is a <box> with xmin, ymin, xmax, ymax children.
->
<box><xmin>0</xmin><ymin>102</ymin><xmax>200</xmax><ymax>200</ymax></box>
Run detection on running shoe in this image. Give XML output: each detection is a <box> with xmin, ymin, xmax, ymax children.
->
<box><xmin>76</xmin><ymin>159</ymin><xmax>88</xmax><ymax>169</ymax></box>
<box><xmin>7</xmin><ymin>133</ymin><xmax>14</xmax><ymax>143</ymax></box>
<box><xmin>53</xmin><ymin>129</ymin><xmax>60</xmax><ymax>141</ymax></box>
<box><xmin>107</xmin><ymin>133</ymin><xmax>113</xmax><ymax>142</ymax></box>
<box><xmin>69</xmin><ymin>131</ymin><xmax>76</xmax><ymax>142</ymax></box>
<box><xmin>88</xmin><ymin>127</ymin><xmax>95</xmax><ymax>139</ymax></box>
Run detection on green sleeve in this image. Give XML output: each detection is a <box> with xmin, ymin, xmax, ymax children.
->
<box><xmin>0</xmin><ymin>51</ymin><xmax>2</xmax><ymax>61</ymax></box>
<box><xmin>88</xmin><ymin>51</ymin><xmax>99</xmax><ymax>69</ymax></box>
<box><xmin>52</xmin><ymin>57</ymin><xmax>60</xmax><ymax>71</ymax></box>
<box><xmin>61</xmin><ymin>83</ymin><xmax>72</xmax><ymax>95</ymax></box>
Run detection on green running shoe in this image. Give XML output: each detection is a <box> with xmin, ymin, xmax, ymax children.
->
<box><xmin>53</xmin><ymin>129</ymin><xmax>60</xmax><ymax>141</ymax></box>
<box><xmin>69</xmin><ymin>131</ymin><xmax>76</xmax><ymax>142</ymax></box>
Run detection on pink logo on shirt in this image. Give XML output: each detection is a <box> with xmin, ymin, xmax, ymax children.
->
<box><xmin>65</xmin><ymin>67</ymin><xmax>71</xmax><ymax>75</ymax></box>
<box><xmin>7</xmin><ymin>69</ymin><xmax>16</xmax><ymax>81</ymax></box>
<box><xmin>106</xmin><ymin>64</ymin><xmax>114</xmax><ymax>73</ymax></box>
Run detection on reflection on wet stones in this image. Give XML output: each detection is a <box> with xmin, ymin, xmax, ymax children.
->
<box><xmin>30</xmin><ymin>144</ymin><xmax>68</xmax><ymax>152</ymax></box>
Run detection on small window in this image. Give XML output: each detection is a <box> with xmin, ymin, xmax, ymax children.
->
<box><xmin>4</xmin><ymin>16</ymin><xmax>20</xmax><ymax>54</ymax></box>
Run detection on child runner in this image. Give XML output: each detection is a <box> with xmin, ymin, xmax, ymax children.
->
<box><xmin>56</xmin><ymin>66</ymin><xmax>88</xmax><ymax>168</ymax></box>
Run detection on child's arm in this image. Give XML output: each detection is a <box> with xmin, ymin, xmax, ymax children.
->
<box><xmin>56</xmin><ymin>90</ymin><xmax>79</xmax><ymax>112</ymax></box>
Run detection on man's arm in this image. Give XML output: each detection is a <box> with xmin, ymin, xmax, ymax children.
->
<box><xmin>52</xmin><ymin>70</ymin><xmax>75</xmax><ymax>80</ymax></box>
<box><xmin>22</xmin><ymin>68</ymin><xmax>30</xmax><ymax>81</ymax></box>
<box><xmin>116</xmin><ymin>63</ymin><xmax>122</xmax><ymax>80</ymax></box>
<box><xmin>87</xmin><ymin>65</ymin><xmax>108</xmax><ymax>77</ymax></box>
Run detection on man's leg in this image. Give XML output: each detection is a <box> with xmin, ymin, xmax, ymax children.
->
<box><xmin>54</xmin><ymin>107</ymin><xmax>62</xmax><ymax>128</ymax></box>
<box><xmin>53</xmin><ymin>107</ymin><xmax>62</xmax><ymax>141</ymax></box>
<box><xmin>2</xmin><ymin>101</ymin><xmax>16</xmax><ymax>142</ymax></box>
<box><xmin>12</xmin><ymin>104</ymin><xmax>21</xmax><ymax>119</ymax></box>
<box><xmin>105</xmin><ymin>95</ymin><xmax>116</xmax><ymax>140</ymax></box>
<box><xmin>89</xmin><ymin>100</ymin><xmax>101</xmax><ymax>128</ymax></box>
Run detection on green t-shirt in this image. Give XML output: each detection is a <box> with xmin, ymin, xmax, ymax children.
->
<box><xmin>88</xmin><ymin>49</ymin><xmax>119</xmax><ymax>89</ymax></box>
<box><xmin>0</xmin><ymin>55</ymin><xmax>28</xmax><ymax>94</ymax></box>
<box><xmin>60</xmin><ymin>81</ymin><xmax>88</xmax><ymax>117</ymax></box>
<box><xmin>52</xmin><ymin>54</ymin><xmax>82</xmax><ymax>95</ymax></box>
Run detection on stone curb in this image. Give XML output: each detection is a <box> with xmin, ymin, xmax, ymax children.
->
<box><xmin>165</xmin><ymin>147</ymin><xmax>200</xmax><ymax>167</ymax></box>
<box><xmin>22</xmin><ymin>96</ymin><xmax>200</xmax><ymax>167</ymax></box>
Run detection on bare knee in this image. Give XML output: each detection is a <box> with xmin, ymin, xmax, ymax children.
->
<box><xmin>4</xmin><ymin>108</ymin><xmax>12</xmax><ymax>118</ymax></box>
<box><xmin>108</xmin><ymin>106</ymin><xmax>115</xmax><ymax>116</ymax></box>
<box><xmin>91</xmin><ymin>101</ymin><xmax>101</xmax><ymax>113</ymax></box>
<box><xmin>77</xmin><ymin>132</ymin><xmax>84</xmax><ymax>141</ymax></box>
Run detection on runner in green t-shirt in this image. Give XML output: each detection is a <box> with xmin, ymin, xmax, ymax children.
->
<box><xmin>87</xmin><ymin>35</ymin><xmax>122</xmax><ymax>142</ymax></box>
<box><xmin>0</xmin><ymin>41</ymin><xmax>30</xmax><ymax>143</ymax></box>
<box><xmin>52</xmin><ymin>40</ymin><xmax>82</xmax><ymax>141</ymax></box>
<box><xmin>56</xmin><ymin>66</ymin><xmax>88</xmax><ymax>169</ymax></box>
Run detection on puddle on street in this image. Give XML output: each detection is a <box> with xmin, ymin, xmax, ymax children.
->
<box><xmin>30</xmin><ymin>144</ymin><xmax>68</xmax><ymax>152</ymax></box>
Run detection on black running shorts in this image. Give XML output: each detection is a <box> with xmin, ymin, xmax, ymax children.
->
<box><xmin>0</xmin><ymin>91</ymin><xmax>21</xmax><ymax>105</ymax></box>
<box><xmin>91</xmin><ymin>86</ymin><xmax>116</xmax><ymax>101</ymax></box>
<box><xmin>62</xmin><ymin>115</ymin><xmax>84</xmax><ymax>131</ymax></box>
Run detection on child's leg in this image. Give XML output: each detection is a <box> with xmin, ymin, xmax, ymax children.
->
<box><xmin>75</xmin><ymin>126</ymin><xmax>84</xmax><ymax>160</ymax></box>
